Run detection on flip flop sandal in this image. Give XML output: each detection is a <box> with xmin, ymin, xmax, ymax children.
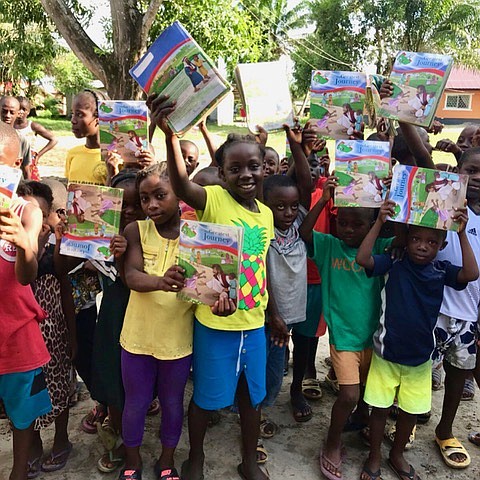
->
<box><xmin>291</xmin><ymin>395</ymin><xmax>313</xmax><ymax>423</ymax></box>
<box><xmin>360</xmin><ymin>462</ymin><xmax>383</xmax><ymax>480</ymax></box>
<box><xmin>97</xmin><ymin>449</ymin><xmax>125</xmax><ymax>473</ymax></box>
<box><xmin>27</xmin><ymin>456</ymin><xmax>42</xmax><ymax>479</ymax></box>
<box><xmin>323</xmin><ymin>374</ymin><xmax>339</xmax><ymax>395</ymax></box>
<box><xmin>41</xmin><ymin>442</ymin><xmax>73</xmax><ymax>472</ymax></box>
<box><xmin>259</xmin><ymin>419</ymin><xmax>278</xmax><ymax>439</ymax></box>
<box><xmin>468</xmin><ymin>432</ymin><xmax>480</xmax><ymax>447</ymax></box>
<box><xmin>81</xmin><ymin>405</ymin><xmax>107</xmax><ymax>434</ymax></box>
<box><xmin>435</xmin><ymin>436</ymin><xmax>471</xmax><ymax>469</ymax></box>
<box><xmin>147</xmin><ymin>398</ymin><xmax>161</xmax><ymax>416</ymax></box>
<box><xmin>256</xmin><ymin>441</ymin><xmax>268</xmax><ymax>464</ymax></box>
<box><xmin>302</xmin><ymin>378</ymin><xmax>323</xmax><ymax>400</ymax></box>
<box><xmin>461</xmin><ymin>378</ymin><xmax>475</xmax><ymax>401</ymax></box>
<box><xmin>319</xmin><ymin>448</ymin><xmax>342</xmax><ymax>480</ymax></box>
<box><xmin>157</xmin><ymin>467</ymin><xmax>180</xmax><ymax>480</ymax></box>
<box><xmin>118</xmin><ymin>468</ymin><xmax>142</xmax><ymax>480</ymax></box>
<box><xmin>385</xmin><ymin>424</ymin><xmax>416</xmax><ymax>450</ymax></box>
<box><xmin>387</xmin><ymin>459</ymin><xmax>420</xmax><ymax>480</ymax></box>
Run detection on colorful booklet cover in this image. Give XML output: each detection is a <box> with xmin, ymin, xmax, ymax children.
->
<box><xmin>372</xmin><ymin>51</ymin><xmax>453</xmax><ymax>128</ymax></box>
<box><xmin>177</xmin><ymin>220</ymin><xmax>243</xmax><ymax>306</ymax></box>
<box><xmin>60</xmin><ymin>183</ymin><xmax>124</xmax><ymax>261</ymax></box>
<box><xmin>310</xmin><ymin>70</ymin><xmax>366</xmax><ymax>139</ymax></box>
<box><xmin>235</xmin><ymin>61</ymin><xmax>295</xmax><ymax>134</ymax></box>
<box><xmin>0</xmin><ymin>165</ymin><xmax>22</xmax><ymax>209</ymax></box>
<box><xmin>388</xmin><ymin>165</ymin><xmax>468</xmax><ymax>231</ymax></box>
<box><xmin>129</xmin><ymin>21</ymin><xmax>231</xmax><ymax>136</ymax></box>
<box><xmin>334</xmin><ymin>140</ymin><xmax>390</xmax><ymax>207</ymax></box>
<box><xmin>98</xmin><ymin>100</ymin><xmax>149</xmax><ymax>166</ymax></box>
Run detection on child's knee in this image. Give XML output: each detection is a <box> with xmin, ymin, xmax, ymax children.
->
<box><xmin>337</xmin><ymin>386</ymin><xmax>360</xmax><ymax>408</ymax></box>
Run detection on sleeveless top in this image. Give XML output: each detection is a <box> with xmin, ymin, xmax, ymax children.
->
<box><xmin>120</xmin><ymin>219</ymin><xmax>193</xmax><ymax>360</ymax></box>
<box><xmin>16</xmin><ymin>121</ymin><xmax>37</xmax><ymax>153</ymax></box>
<box><xmin>0</xmin><ymin>199</ymin><xmax>49</xmax><ymax>374</ymax></box>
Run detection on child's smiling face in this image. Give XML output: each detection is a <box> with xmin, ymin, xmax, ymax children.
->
<box><xmin>219</xmin><ymin>142</ymin><xmax>264</xmax><ymax>206</ymax></box>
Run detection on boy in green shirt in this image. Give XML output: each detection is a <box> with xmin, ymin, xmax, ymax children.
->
<box><xmin>299</xmin><ymin>177</ymin><xmax>395</xmax><ymax>480</ymax></box>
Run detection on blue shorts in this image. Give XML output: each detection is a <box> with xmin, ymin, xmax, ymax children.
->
<box><xmin>0</xmin><ymin>368</ymin><xmax>52</xmax><ymax>429</ymax></box>
<box><xmin>192</xmin><ymin>319</ymin><xmax>266</xmax><ymax>410</ymax></box>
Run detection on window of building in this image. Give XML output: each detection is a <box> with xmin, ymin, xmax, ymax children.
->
<box><xmin>444</xmin><ymin>94</ymin><xmax>472</xmax><ymax>110</ymax></box>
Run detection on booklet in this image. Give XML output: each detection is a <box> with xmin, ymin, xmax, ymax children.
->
<box><xmin>371</xmin><ymin>51</ymin><xmax>453</xmax><ymax>128</ymax></box>
<box><xmin>60</xmin><ymin>183</ymin><xmax>124</xmax><ymax>261</ymax></box>
<box><xmin>0</xmin><ymin>165</ymin><xmax>22</xmax><ymax>209</ymax></box>
<box><xmin>98</xmin><ymin>100</ymin><xmax>149</xmax><ymax>166</ymax></box>
<box><xmin>129</xmin><ymin>21</ymin><xmax>231</xmax><ymax>136</ymax></box>
<box><xmin>177</xmin><ymin>220</ymin><xmax>243</xmax><ymax>306</ymax></box>
<box><xmin>334</xmin><ymin>140</ymin><xmax>390</xmax><ymax>207</ymax></box>
<box><xmin>388</xmin><ymin>165</ymin><xmax>468</xmax><ymax>231</ymax></box>
<box><xmin>310</xmin><ymin>70</ymin><xmax>366</xmax><ymax>139</ymax></box>
<box><xmin>235</xmin><ymin>61</ymin><xmax>295</xmax><ymax>134</ymax></box>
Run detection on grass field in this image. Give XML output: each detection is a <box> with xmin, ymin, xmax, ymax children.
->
<box><xmin>34</xmin><ymin>117</ymin><xmax>464</xmax><ymax>178</ymax></box>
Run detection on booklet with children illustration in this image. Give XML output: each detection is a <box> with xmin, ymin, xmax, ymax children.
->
<box><xmin>334</xmin><ymin>140</ymin><xmax>390</xmax><ymax>208</ymax></box>
<box><xmin>310</xmin><ymin>70</ymin><xmax>366</xmax><ymax>139</ymax></box>
<box><xmin>129</xmin><ymin>21</ymin><xmax>231</xmax><ymax>136</ymax></box>
<box><xmin>98</xmin><ymin>100</ymin><xmax>149</xmax><ymax>166</ymax></box>
<box><xmin>177</xmin><ymin>220</ymin><xmax>243</xmax><ymax>307</ymax></box>
<box><xmin>371</xmin><ymin>51</ymin><xmax>453</xmax><ymax>128</ymax></box>
<box><xmin>0</xmin><ymin>165</ymin><xmax>22</xmax><ymax>209</ymax></box>
<box><xmin>60</xmin><ymin>183</ymin><xmax>124</xmax><ymax>261</ymax></box>
<box><xmin>235</xmin><ymin>61</ymin><xmax>295</xmax><ymax>134</ymax></box>
<box><xmin>388</xmin><ymin>165</ymin><xmax>468</xmax><ymax>231</ymax></box>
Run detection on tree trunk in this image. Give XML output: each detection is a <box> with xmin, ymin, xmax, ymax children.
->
<box><xmin>39</xmin><ymin>0</ymin><xmax>163</xmax><ymax>99</ymax></box>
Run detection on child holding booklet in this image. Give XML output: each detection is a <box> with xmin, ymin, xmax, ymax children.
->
<box><xmin>299</xmin><ymin>182</ymin><xmax>398</xmax><ymax>480</ymax></box>
<box><xmin>150</xmin><ymin>93</ymin><xmax>288</xmax><ymax>480</ymax></box>
<box><xmin>356</xmin><ymin>200</ymin><xmax>478</xmax><ymax>480</ymax></box>
<box><xmin>119</xmin><ymin>163</ymin><xmax>234</xmax><ymax>480</ymax></box>
<box><xmin>0</xmin><ymin>123</ymin><xmax>51</xmax><ymax>480</ymax></box>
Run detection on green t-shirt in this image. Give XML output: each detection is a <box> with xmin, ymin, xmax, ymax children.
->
<box><xmin>309</xmin><ymin>233</ymin><xmax>393</xmax><ymax>351</ymax></box>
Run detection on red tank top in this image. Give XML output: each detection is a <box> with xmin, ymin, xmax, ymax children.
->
<box><xmin>307</xmin><ymin>179</ymin><xmax>336</xmax><ymax>284</ymax></box>
<box><xmin>0</xmin><ymin>200</ymin><xmax>49</xmax><ymax>374</ymax></box>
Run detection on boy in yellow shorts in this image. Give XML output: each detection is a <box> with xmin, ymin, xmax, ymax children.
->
<box><xmin>356</xmin><ymin>200</ymin><xmax>478</xmax><ymax>480</ymax></box>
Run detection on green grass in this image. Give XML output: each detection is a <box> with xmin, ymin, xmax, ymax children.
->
<box><xmin>35</xmin><ymin>118</ymin><xmax>465</xmax><ymax>175</ymax></box>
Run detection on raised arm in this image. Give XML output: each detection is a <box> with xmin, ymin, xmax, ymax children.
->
<box><xmin>0</xmin><ymin>203</ymin><xmax>42</xmax><ymax>284</ymax></box>
<box><xmin>398</xmin><ymin>122</ymin><xmax>435</xmax><ymax>169</ymax></box>
<box><xmin>31</xmin><ymin>121</ymin><xmax>58</xmax><ymax>159</ymax></box>
<box><xmin>284</xmin><ymin>124</ymin><xmax>312</xmax><ymax>209</ymax></box>
<box><xmin>299</xmin><ymin>175</ymin><xmax>337</xmax><ymax>244</ymax></box>
<box><xmin>453</xmin><ymin>209</ymin><xmax>480</xmax><ymax>283</ymax></box>
<box><xmin>356</xmin><ymin>200</ymin><xmax>395</xmax><ymax>270</ymax></box>
<box><xmin>198</xmin><ymin>117</ymin><xmax>218</xmax><ymax>166</ymax></box>
<box><xmin>123</xmin><ymin>221</ymin><xmax>185</xmax><ymax>292</ymax></box>
<box><xmin>149</xmin><ymin>94</ymin><xmax>206</xmax><ymax>210</ymax></box>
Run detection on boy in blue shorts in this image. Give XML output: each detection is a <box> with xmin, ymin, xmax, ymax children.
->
<box><xmin>356</xmin><ymin>200</ymin><xmax>478</xmax><ymax>480</ymax></box>
<box><xmin>299</xmin><ymin>180</ymin><xmax>397</xmax><ymax>480</ymax></box>
<box><xmin>0</xmin><ymin>122</ymin><xmax>51</xmax><ymax>480</ymax></box>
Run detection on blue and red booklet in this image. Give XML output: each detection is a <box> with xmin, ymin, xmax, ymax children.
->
<box><xmin>129</xmin><ymin>21</ymin><xmax>231</xmax><ymax>135</ymax></box>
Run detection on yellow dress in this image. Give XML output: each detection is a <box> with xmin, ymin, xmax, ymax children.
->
<box><xmin>120</xmin><ymin>219</ymin><xmax>194</xmax><ymax>359</ymax></box>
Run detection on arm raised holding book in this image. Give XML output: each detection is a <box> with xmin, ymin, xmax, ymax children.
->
<box><xmin>299</xmin><ymin>175</ymin><xmax>337</xmax><ymax>244</ymax></box>
<box><xmin>148</xmin><ymin>93</ymin><xmax>207</xmax><ymax>210</ymax></box>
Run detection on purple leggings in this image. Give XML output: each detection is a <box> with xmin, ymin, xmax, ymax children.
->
<box><xmin>121</xmin><ymin>348</ymin><xmax>192</xmax><ymax>448</ymax></box>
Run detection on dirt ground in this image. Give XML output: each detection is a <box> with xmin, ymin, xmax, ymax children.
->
<box><xmin>1</xmin><ymin>333</ymin><xmax>479</xmax><ymax>480</ymax></box>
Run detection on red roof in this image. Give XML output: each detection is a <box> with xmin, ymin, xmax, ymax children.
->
<box><xmin>446</xmin><ymin>66</ymin><xmax>480</xmax><ymax>90</ymax></box>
